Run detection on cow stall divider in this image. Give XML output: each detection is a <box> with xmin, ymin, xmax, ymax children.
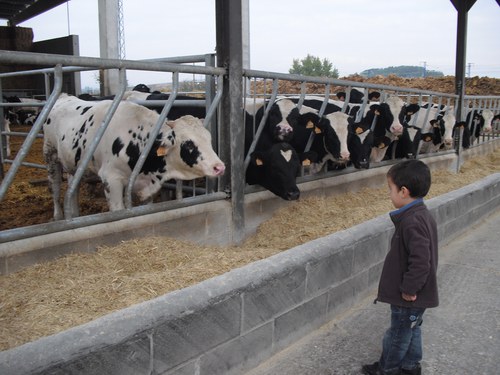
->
<box><xmin>0</xmin><ymin>50</ymin><xmax>500</xmax><ymax>267</ymax></box>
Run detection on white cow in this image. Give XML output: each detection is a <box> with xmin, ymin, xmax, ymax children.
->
<box><xmin>43</xmin><ymin>93</ymin><xmax>225</xmax><ymax>220</ymax></box>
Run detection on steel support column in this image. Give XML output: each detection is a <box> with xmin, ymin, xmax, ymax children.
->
<box><xmin>216</xmin><ymin>0</ymin><xmax>245</xmax><ymax>244</ymax></box>
<box><xmin>450</xmin><ymin>0</ymin><xmax>476</xmax><ymax>121</ymax></box>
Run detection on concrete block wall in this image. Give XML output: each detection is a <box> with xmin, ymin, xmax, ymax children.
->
<box><xmin>1</xmin><ymin>172</ymin><xmax>499</xmax><ymax>375</ymax></box>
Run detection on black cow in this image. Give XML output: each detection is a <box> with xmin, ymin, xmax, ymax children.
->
<box><xmin>145</xmin><ymin>93</ymin><xmax>206</xmax><ymax>120</ymax></box>
<box><xmin>244</xmin><ymin>101</ymin><xmax>317</xmax><ymax>200</ymax></box>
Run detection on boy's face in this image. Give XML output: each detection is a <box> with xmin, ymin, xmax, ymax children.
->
<box><xmin>387</xmin><ymin>176</ymin><xmax>409</xmax><ymax>209</ymax></box>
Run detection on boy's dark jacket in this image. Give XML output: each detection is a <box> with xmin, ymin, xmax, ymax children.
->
<box><xmin>377</xmin><ymin>200</ymin><xmax>439</xmax><ymax>308</ymax></box>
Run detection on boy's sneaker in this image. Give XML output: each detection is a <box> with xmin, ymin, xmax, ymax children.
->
<box><xmin>401</xmin><ymin>364</ymin><xmax>421</xmax><ymax>375</ymax></box>
<box><xmin>362</xmin><ymin>362</ymin><xmax>383</xmax><ymax>375</ymax></box>
<box><xmin>362</xmin><ymin>361</ymin><xmax>404</xmax><ymax>374</ymax></box>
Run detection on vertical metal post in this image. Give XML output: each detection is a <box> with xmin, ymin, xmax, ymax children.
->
<box><xmin>216</xmin><ymin>0</ymin><xmax>245</xmax><ymax>244</ymax></box>
<box><xmin>451</xmin><ymin>0</ymin><xmax>476</xmax><ymax>121</ymax></box>
<box><xmin>0</xmin><ymin>79</ymin><xmax>6</xmax><ymax>178</ymax></box>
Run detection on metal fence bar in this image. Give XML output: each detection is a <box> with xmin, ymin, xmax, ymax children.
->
<box><xmin>124</xmin><ymin>72</ymin><xmax>180</xmax><ymax>209</ymax></box>
<box><xmin>63</xmin><ymin>68</ymin><xmax>128</xmax><ymax>219</ymax></box>
<box><xmin>243</xmin><ymin>79</ymin><xmax>280</xmax><ymax>171</ymax></box>
<box><xmin>0</xmin><ymin>65</ymin><xmax>63</xmax><ymax>203</ymax></box>
<box><xmin>0</xmin><ymin>50</ymin><xmax>225</xmax><ymax>77</ymax></box>
<box><xmin>0</xmin><ymin>191</ymin><xmax>228</xmax><ymax>244</ymax></box>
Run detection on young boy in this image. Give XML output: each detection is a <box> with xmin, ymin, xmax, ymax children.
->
<box><xmin>362</xmin><ymin>159</ymin><xmax>439</xmax><ymax>375</ymax></box>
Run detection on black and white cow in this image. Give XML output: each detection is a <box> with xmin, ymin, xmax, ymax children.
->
<box><xmin>272</xmin><ymin>97</ymin><xmax>351</xmax><ymax>169</ymax></box>
<box><xmin>465</xmin><ymin>109</ymin><xmax>494</xmax><ymax>143</ymax></box>
<box><xmin>383</xmin><ymin>101</ymin><xmax>456</xmax><ymax>159</ymax></box>
<box><xmin>395</xmin><ymin>102</ymin><xmax>457</xmax><ymax>156</ymax></box>
<box><xmin>275</xmin><ymin>95</ymin><xmax>407</xmax><ymax>168</ymax></box>
<box><xmin>387</xmin><ymin>102</ymin><xmax>439</xmax><ymax>159</ymax></box>
<box><xmin>244</xmin><ymin>100</ymin><xmax>317</xmax><ymax>200</ymax></box>
<box><xmin>43</xmin><ymin>93</ymin><xmax>225</xmax><ymax>219</ymax></box>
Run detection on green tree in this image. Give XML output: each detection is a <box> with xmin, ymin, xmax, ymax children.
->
<box><xmin>289</xmin><ymin>54</ymin><xmax>339</xmax><ymax>78</ymax></box>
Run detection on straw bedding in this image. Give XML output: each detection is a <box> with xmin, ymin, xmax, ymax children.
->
<box><xmin>1</xmin><ymin>148</ymin><xmax>499</xmax><ymax>351</ymax></box>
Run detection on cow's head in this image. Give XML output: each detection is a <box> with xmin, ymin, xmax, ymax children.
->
<box><xmin>371</xmin><ymin>96</ymin><xmax>405</xmax><ymax>137</ymax></box>
<box><xmin>481</xmin><ymin>109</ymin><xmax>494</xmax><ymax>133</ymax></box>
<box><xmin>163</xmin><ymin>115</ymin><xmax>225</xmax><ymax>180</ymax></box>
<box><xmin>266</xmin><ymin>99</ymin><xmax>296</xmax><ymax>142</ymax></box>
<box><xmin>321</xmin><ymin>112</ymin><xmax>349</xmax><ymax>164</ymax></box>
<box><xmin>348</xmin><ymin>118</ymin><xmax>373</xmax><ymax>169</ymax></box>
<box><xmin>246</xmin><ymin>142</ymin><xmax>305</xmax><ymax>201</ymax></box>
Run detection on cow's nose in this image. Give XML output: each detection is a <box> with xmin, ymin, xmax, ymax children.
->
<box><xmin>359</xmin><ymin>160</ymin><xmax>370</xmax><ymax>169</ymax></box>
<box><xmin>340</xmin><ymin>151</ymin><xmax>350</xmax><ymax>160</ymax></box>
<box><xmin>286</xmin><ymin>190</ymin><xmax>300</xmax><ymax>201</ymax></box>
<box><xmin>391</xmin><ymin>124</ymin><xmax>404</xmax><ymax>135</ymax></box>
<box><xmin>214</xmin><ymin>163</ymin><xmax>225</xmax><ymax>176</ymax></box>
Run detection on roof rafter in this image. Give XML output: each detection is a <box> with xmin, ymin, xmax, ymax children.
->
<box><xmin>0</xmin><ymin>0</ymin><xmax>68</xmax><ymax>26</ymax></box>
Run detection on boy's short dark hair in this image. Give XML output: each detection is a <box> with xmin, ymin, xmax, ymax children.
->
<box><xmin>387</xmin><ymin>159</ymin><xmax>431</xmax><ymax>198</ymax></box>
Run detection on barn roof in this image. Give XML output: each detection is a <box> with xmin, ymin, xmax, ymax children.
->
<box><xmin>0</xmin><ymin>0</ymin><xmax>68</xmax><ymax>26</ymax></box>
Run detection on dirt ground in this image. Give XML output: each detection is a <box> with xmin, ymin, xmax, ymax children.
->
<box><xmin>1</xmin><ymin>76</ymin><xmax>500</xmax><ymax>351</ymax></box>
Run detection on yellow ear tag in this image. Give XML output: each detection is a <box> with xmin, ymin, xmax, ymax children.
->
<box><xmin>306</xmin><ymin>120</ymin><xmax>314</xmax><ymax>129</ymax></box>
<box><xmin>314</xmin><ymin>126</ymin><xmax>322</xmax><ymax>134</ymax></box>
<box><xmin>156</xmin><ymin>146</ymin><xmax>168</xmax><ymax>156</ymax></box>
<box><xmin>256</xmin><ymin>158</ymin><xmax>263</xmax><ymax>166</ymax></box>
<box><xmin>378</xmin><ymin>143</ymin><xmax>386</xmax><ymax>149</ymax></box>
<box><xmin>356</xmin><ymin>127</ymin><xmax>363</xmax><ymax>134</ymax></box>
<box><xmin>302</xmin><ymin>159</ymin><xmax>311</xmax><ymax>166</ymax></box>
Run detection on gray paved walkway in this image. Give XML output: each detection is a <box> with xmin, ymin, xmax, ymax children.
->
<box><xmin>246</xmin><ymin>209</ymin><xmax>500</xmax><ymax>375</ymax></box>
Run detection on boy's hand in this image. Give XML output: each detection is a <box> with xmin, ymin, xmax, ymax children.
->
<box><xmin>402</xmin><ymin>293</ymin><xmax>417</xmax><ymax>302</ymax></box>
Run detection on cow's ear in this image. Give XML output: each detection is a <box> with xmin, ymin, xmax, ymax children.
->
<box><xmin>250</xmin><ymin>151</ymin><xmax>266</xmax><ymax>166</ymax></box>
<box><xmin>156</xmin><ymin>145</ymin><xmax>170</xmax><ymax>156</ymax></box>
<box><xmin>405</xmin><ymin>104</ymin><xmax>420</xmax><ymax>115</ymax></box>
<box><xmin>157</xmin><ymin>128</ymin><xmax>176</xmax><ymax>156</ymax></box>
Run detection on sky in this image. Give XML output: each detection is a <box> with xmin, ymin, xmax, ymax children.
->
<box><xmin>2</xmin><ymin>0</ymin><xmax>500</xmax><ymax>89</ymax></box>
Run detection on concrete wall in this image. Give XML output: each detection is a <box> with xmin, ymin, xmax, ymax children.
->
<box><xmin>1</xmin><ymin>139</ymin><xmax>499</xmax><ymax>275</ymax></box>
<box><xmin>0</xmin><ymin>172</ymin><xmax>499</xmax><ymax>374</ymax></box>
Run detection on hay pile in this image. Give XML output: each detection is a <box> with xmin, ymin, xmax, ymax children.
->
<box><xmin>1</xmin><ymin>149</ymin><xmax>500</xmax><ymax>351</ymax></box>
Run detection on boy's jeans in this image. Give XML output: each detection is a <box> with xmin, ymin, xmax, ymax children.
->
<box><xmin>379</xmin><ymin>305</ymin><xmax>426</xmax><ymax>374</ymax></box>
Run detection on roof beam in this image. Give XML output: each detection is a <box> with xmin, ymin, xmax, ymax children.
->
<box><xmin>8</xmin><ymin>0</ymin><xmax>68</xmax><ymax>26</ymax></box>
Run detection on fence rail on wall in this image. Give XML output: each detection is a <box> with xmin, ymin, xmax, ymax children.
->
<box><xmin>0</xmin><ymin>51</ymin><xmax>499</xmax><ymax>245</ymax></box>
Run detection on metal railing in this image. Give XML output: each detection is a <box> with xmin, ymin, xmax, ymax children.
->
<box><xmin>0</xmin><ymin>51</ymin><xmax>227</xmax><ymax>241</ymax></box>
